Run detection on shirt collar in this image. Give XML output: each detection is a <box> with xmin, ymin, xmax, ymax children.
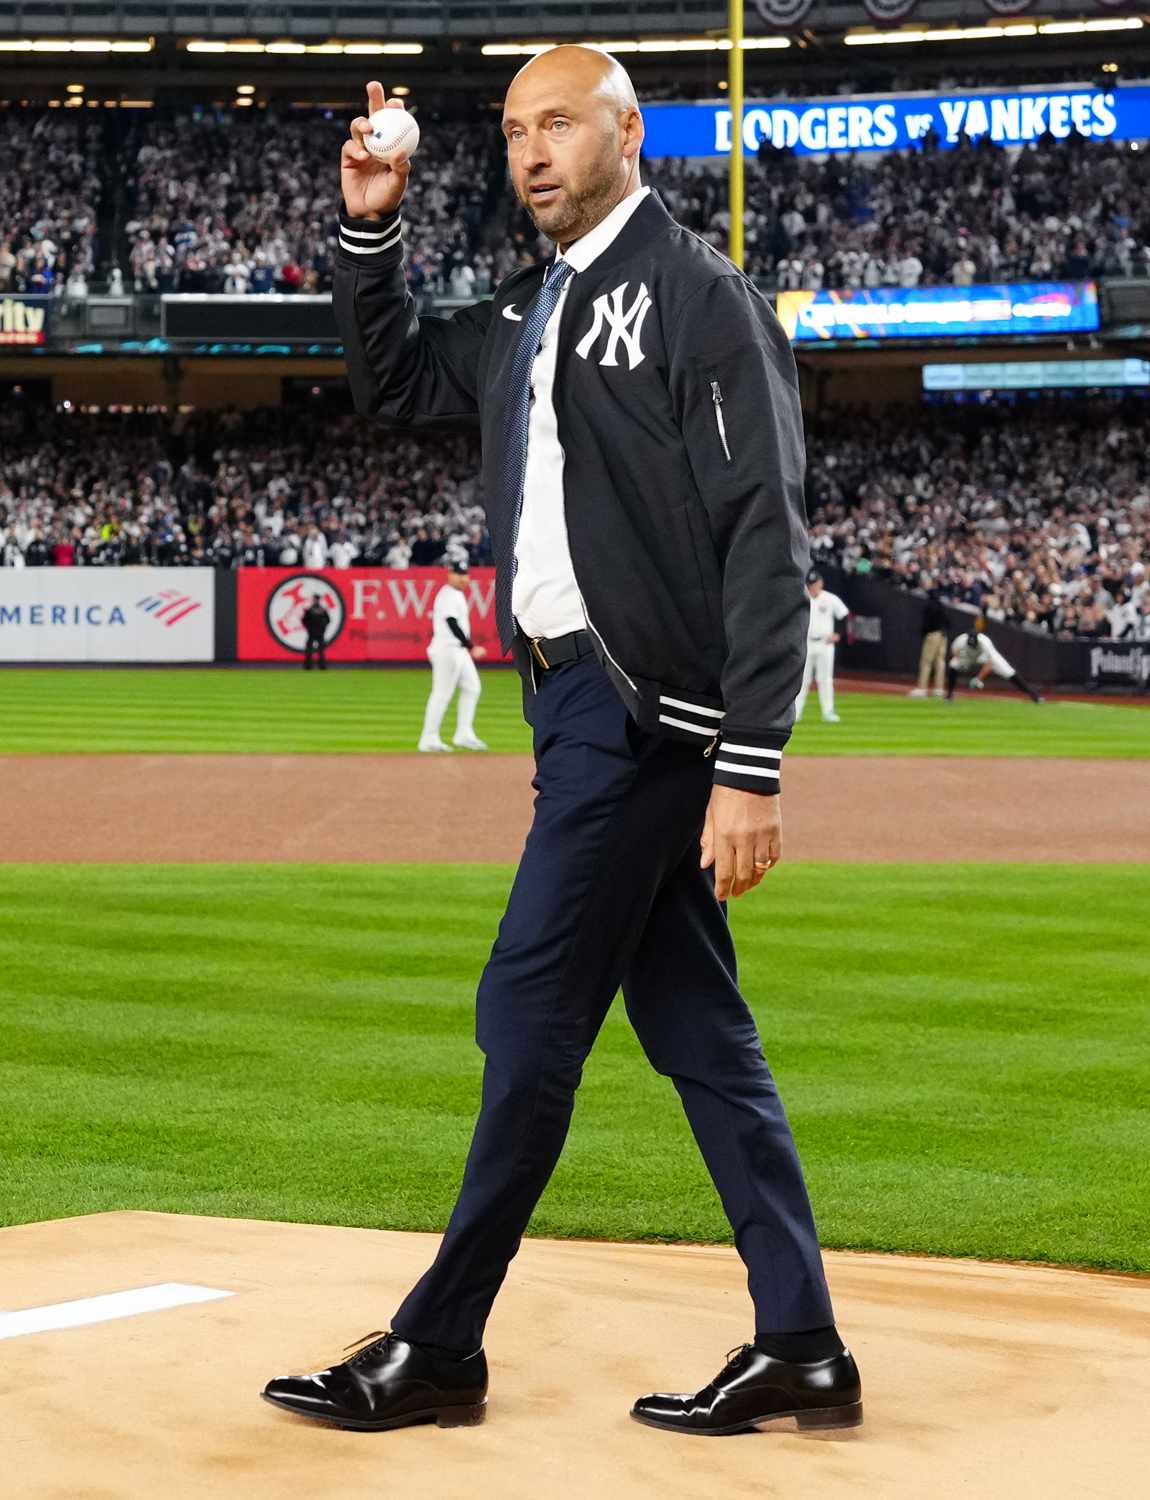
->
<box><xmin>557</xmin><ymin>186</ymin><xmax>651</xmax><ymax>276</ymax></box>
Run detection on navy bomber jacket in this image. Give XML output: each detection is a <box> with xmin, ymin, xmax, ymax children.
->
<box><xmin>333</xmin><ymin>190</ymin><xmax>810</xmax><ymax>796</ymax></box>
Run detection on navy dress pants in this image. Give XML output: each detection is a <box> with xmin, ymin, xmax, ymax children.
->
<box><xmin>392</xmin><ymin>657</ymin><xmax>833</xmax><ymax>1351</ymax></box>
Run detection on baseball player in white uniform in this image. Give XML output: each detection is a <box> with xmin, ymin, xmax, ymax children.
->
<box><xmin>795</xmin><ymin>570</ymin><xmax>850</xmax><ymax>723</ymax></box>
<box><xmin>418</xmin><ymin>563</ymin><xmax>488</xmax><ymax>751</ymax></box>
<box><xmin>946</xmin><ymin>618</ymin><xmax>1044</xmax><ymax>703</ymax></box>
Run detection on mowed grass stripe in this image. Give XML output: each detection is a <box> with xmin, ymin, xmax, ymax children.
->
<box><xmin>0</xmin><ymin>668</ymin><xmax>531</xmax><ymax>754</ymax></box>
<box><xmin>2</xmin><ymin>862</ymin><xmax>1148</xmax><ymax>1271</ymax></box>
<box><xmin>0</xmin><ymin>668</ymin><xmax>1146</xmax><ymax>756</ymax></box>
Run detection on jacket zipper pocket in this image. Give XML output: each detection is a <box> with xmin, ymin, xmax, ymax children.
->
<box><xmin>711</xmin><ymin>380</ymin><xmax>732</xmax><ymax>463</ymax></box>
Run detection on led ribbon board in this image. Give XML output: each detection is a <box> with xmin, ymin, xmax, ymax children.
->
<box><xmin>777</xmin><ymin>283</ymin><xmax>1100</xmax><ymax>342</ymax></box>
<box><xmin>642</xmin><ymin>83</ymin><xmax>1149</xmax><ymax>157</ymax></box>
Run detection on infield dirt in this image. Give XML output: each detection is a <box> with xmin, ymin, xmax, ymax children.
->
<box><xmin>4</xmin><ymin>1210</ymin><xmax>1147</xmax><ymax>1500</ymax></box>
<box><xmin>3</xmin><ymin>751</ymin><xmax>1146</xmax><ymax>862</ymax></box>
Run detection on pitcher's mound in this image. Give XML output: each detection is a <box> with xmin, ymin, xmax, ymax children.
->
<box><xmin>3</xmin><ymin>1211</ymin><xmax>1145</xmax><ymax>1498</ymax></box>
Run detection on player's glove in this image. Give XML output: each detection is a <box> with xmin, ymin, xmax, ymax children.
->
<box><xmin>968</xmin><ymin>677</ymin><xmax>984</xmax><ymax>690</ymax></box>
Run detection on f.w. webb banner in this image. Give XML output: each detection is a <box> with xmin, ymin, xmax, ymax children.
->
<box><xmin>236</xmin><ymin>568</ymin><xmax>500</xmax><ymax>662</ymax></box>
<box><xmin>0</xmin><ymin>568</ymin><xmax>215</xmax><ymax>662</ymax></box>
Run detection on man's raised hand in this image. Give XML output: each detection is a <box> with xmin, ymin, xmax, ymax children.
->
<box><xmin>342</xmin><ymin>82</ymin><xmax>413</xmax><ymax>221</ymax></box>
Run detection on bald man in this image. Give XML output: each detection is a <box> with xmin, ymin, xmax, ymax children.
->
<box><xmin>262</xmin><ymin>50</ymin><xmax>861</xmax><ymax>1440</ymax></box>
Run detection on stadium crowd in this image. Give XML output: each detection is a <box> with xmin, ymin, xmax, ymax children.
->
<box><xmin>647</xmin><ymin>133</ymin><xmax>1150</xmax><ymax>288</ymax></box>
<box><xmin>3</xmin><ymin>90</ymin><xmax>1148</xmax><ymax>298</ymax></box>
<box><xmin>0</xmin><ymin>407</ymin><xmax>490</xmax><ymax>572</ymax></box>
<box><xmin>2</xmin><ymin>400</ymin><xmax>1147</xmax><ymax>641</ymax></box>
<box><xmin>122</xmin><ymin>108</ymin><xmax>517</xmax><ymax>297</ymax></box>
<box><xmin>114</xmin><ymin>119</ymin><xmax>1150</xmax><ymax>295</ymax></box>
<box><xmin>806</xmin><ymin>399</ymin><xmax>1150</xmax><ymax>641</ymax></box>
<box><xmin>0</xmin><ymin>113</ymin><xmax>101</xmax><ymax>297</ymax></box>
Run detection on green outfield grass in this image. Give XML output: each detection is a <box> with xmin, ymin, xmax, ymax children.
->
<box><xmin>0</xmin><ymin>667</ymin><xmax>1146</xmax><ymax>756</ymax></box>
<box><xmin>3</xmin><ymin>862</ymin><xmax>1147</xmax><ymax>1272</ymax></box>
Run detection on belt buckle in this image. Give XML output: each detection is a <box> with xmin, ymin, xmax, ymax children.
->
<box><xmin>529</xmin><ymin>636</ymin><xmax>550</xmax><ymax>670</ymax></box>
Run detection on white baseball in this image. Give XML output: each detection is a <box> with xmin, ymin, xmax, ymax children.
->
<box><xmin>364</xmin><ymin>107</ymin><xmax>420</xmax><ymax>162</ymax></box>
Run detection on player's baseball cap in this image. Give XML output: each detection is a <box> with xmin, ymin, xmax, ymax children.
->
<box><xmin>806</xmin><ymin>568</ymin><xmax>823</xmax><ymax>584</ymax></box>
<box><xmin>447</xmin><ymin>558</ymin><xmax>469</xmax><ymax>573</ymax></box>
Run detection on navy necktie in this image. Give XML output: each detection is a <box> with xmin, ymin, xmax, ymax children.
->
<box><xmin>494</xmin><ymin>257</ymin><xmax>575</xmax><ymax>650</ymax></box>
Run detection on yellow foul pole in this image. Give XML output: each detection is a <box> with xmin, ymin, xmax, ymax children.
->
<box><xmin>728</xmin><ymin>0</ymin><xmax>745</xmax><ymax>269</ymax></box>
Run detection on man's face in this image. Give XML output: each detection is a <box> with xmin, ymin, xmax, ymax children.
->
<box><xmin>808</xmin><ymin>580</ymin><xmax>823</xmax><ymax>599</ymax></box>
<box><xmin>502</xmin><ymin>63</ymin><xmax>635</xmax><ymax>246</ymax></box>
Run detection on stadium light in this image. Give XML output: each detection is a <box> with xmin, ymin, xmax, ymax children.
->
<box><xmin>1038</xmin><ymin>18</ymin><xmax>1143</xmax><ymax>35</ymax></box>
<box><xmin>183</xmin><ymin>40</ymin><xmax>424</xmax><ymax>56</ymax></box>
<box><xmin>0</xmin><ymin>39</ymin><xmax>153</xmax><ymax>52</ymax></box>
<box><xmin>480</xmin><ymin>38</ymin><xmax>790</xmax><ymax>56</ymax></box>
<box><xmin>845</xmin><ymin>17</ymin><xmax>1142</xmax><ymax>45</ymax></box>
<box><xmin>845</xmin><ymin>25</ymin><xmax>1037</xmax><ymax>46</ymax></box>
<box><xmin>184</xmin><ymin>42</ymin><xmax>263</xmax><ymax>54</ymax></box>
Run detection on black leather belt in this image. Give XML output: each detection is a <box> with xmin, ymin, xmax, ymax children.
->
<box><xmin>524</xmin><ymin>628</ymin><xmax>596</xmax><ymax>672</ymax></box>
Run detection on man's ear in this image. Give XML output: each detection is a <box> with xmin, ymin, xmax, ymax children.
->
<box><xmin>622</xmin><ymin>107</ymin><xmax>645</xmax><ymax>162</ymax></box>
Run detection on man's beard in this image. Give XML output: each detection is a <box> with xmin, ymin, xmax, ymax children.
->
<box><xmin>522</xmin><ymin>147</ymin><xmax>620</xmax><ymax>244</ymax></box>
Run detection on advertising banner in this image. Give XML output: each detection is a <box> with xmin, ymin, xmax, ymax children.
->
<box><xmin>0</xmin><ymin>568</ymin><xmax>215</xmax><ymax>662</ymax></box>
<box><xmin>641</xmin><ymin>83</ymin><xmax>1148</xmax><ymax>158</ymax></box>
<box><xmin>0</xmin><ymin>295</ymin><xmax>49</xmax><ymax>347</ymax></box>
<box><xmin>236</xmin><ymin>568</ymin><xmax>501</xmax><ymax>662</ymax></box>
<box><xmin>1088</xmin><ymin>643</ymin><xmax>1150</xmax><ymax>689</ymax></box>
<box><xmin>923</xmin><ymin>358</ymin><xmax>1150</xmax><ymax>392</ymax></box>
<box><xmin>777</xmin><ymin>282</ymin><xmax>1099</xmax><ymax>342</ymax></box>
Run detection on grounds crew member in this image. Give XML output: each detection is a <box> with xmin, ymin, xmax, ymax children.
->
<box><xmin>947</xmin><ymin>617</ymin><xmax>1044</xmax><ymax>703</ymax></box>
<box><xmin>909</xmin><ymin>592</ymin><xmax>950</xmax><ymax>698</ymax></box>
<box><xmin>302</xmin><ymin>592</ymin><xmax>330</xmax><ymax>671</ymax></box>
<box><xmin>418</xmin><ymin>561</ymin><xmax>488</xmax><ymax>751</ymax></box>
<box><xmin>263</xmin><ymin>50</ymin><xmax>861</xmax><ymax>1440</ymax></box>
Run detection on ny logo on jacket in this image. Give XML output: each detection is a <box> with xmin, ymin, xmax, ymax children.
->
<box><xmin>575</xmin><ymin>280</ymin><xmax>652</xmax><ymax>370</ymax></box>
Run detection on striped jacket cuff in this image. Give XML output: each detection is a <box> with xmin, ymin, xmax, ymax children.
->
<box><xmin>337</xmin><ymin>207</ymin><xmax>403</xmax><ymax>268</ymax></box>
<box><xmin>710</xmin><ymin>733</ymin><xmax>785</xmax><ymax>796</ymax></box>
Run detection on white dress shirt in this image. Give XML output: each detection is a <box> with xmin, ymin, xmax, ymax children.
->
<box><xmin>511</xmin><ymin>185</ymin><xmax>651</xmax><ymax>641</ymax></box>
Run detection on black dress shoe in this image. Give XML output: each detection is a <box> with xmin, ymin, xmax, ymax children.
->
<box><xmin>632</xmin><ymin>1343</ymin><xmax>862</xmax><ymax>1436</ymax></box>
<box><xmin>262</xmin><ymin>1331</ymin><xmax>487</xmax><ymax>1431</ymax></box>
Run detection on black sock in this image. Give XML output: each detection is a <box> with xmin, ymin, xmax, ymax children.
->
<box><xmin>755</xmin><ymin>1325</ymin><xmax>845</xmax><ymax>1362</ymax></box>
<box><xmin>404</xmin><ymin>1336</ymin><xmax>478</xmax><ymax>1361</ymax></box>
<box><xmin>1013</xmin><ymin>675</ymin><xmax>1042</xmax><ymax>703</ymax></box>
<box><xmin>946</xmin><ymin>667</ymin><xmax>958</xmax><ymax>700</ymax></box>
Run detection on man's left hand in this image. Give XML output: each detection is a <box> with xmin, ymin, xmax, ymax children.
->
<box><xmin>700</xmin><ymin>784</ymin><xmax>782</xmax><ymax>900</ymax></box>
